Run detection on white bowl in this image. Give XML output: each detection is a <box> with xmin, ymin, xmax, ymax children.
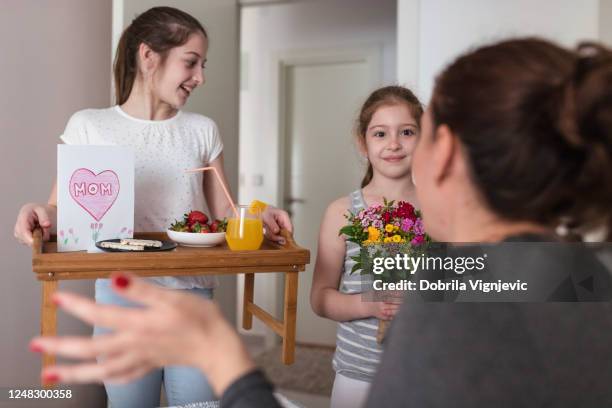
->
<box><xmin>166</xmin><ymin>229</ymin><xmax>226</xmax><ymax>247</ymax></box>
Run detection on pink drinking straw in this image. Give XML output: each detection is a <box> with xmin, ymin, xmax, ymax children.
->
<box><xmin>185</xmin><ymin>167</ymin><xmax>239</xmax><ymax>218</ymax></box>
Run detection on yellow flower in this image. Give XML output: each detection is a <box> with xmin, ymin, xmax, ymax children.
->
<box><xmin>385</xmin><ymin>224</ymin><xmax>394</xmax><ymax>233</ymax></box>
<box><xmin>393</xmin><ymin>225</ymin><xmax>399</xmax><ymax>232</ymax></box>
<box><xmin>367</xmin><ymin>226</ymin><xmax>380</xmax><ymax>242</ymax></box>
<box><xmin>392</xmin><ymin>234</ymin><xmax>402</xmax><ymax>243</ymax></box>
<box><xmin>384</xmin><ymin>237</ymin><xmax>393</xmax><ymax>243</ymax></box>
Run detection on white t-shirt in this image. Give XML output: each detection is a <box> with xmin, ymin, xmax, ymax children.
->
<box><xmin>60</xmin><ymin>105</ymin><xmax>223</xmax><ymax>289</ymax></box>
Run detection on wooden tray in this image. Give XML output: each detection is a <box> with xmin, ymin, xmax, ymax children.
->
<box><xmin>31</xmin><ymin>229</ymin><xmax>310</xmax><ymax>369</ymax></box>
<box><xmin>33</xmin><ymin>231</ymin><xmax>310</xmax><ymax>280</ymax></box>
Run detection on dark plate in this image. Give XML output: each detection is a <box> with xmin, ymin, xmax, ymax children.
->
<box><xmin>95</xmin><ymin>239</ymin><xmax>177</xmax><ymax>252</ymax></box>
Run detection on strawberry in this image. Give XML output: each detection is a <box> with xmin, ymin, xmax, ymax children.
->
<box><xmin>210</xmin><ymin>220</ymin><xmax>219</xmax><ymax>233</ymax></box>
<box><xmin>187</xmin><ymin>211</ymin><xmax>208</xmax><ymax>226</ymax></box>
<box><xmin>210</xmin><ymin>218</ymin><xmax>227</xmax><ymax>233</ymax></box>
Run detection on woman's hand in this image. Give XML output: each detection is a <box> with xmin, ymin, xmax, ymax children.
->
<box><xmin>262</xmin><ymin>206</ymin><xmax>293</xmax><ymax>244</ymax></box>
<box><xmin>14</xmin><ymin>203</ymin><xmax>56</xmax><ymax>246</ymax></box>
<box><xmin>363</xmin><ymin>301</ymin><xmax>401</xmax><ymax>321</ymax></box>
<box><xmin>30</xmin><ymin>274</ymin><xmax>255</xmax><ymax>396</ymax></box>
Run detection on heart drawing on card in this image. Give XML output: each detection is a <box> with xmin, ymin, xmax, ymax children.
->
<box><xmin>69</xmin><ymin>168</ymin><xmax>120</xmax><ymax>222</ymax></box>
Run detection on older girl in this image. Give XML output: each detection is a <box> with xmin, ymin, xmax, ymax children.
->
<box><xmin>15</xmin><ymin>6</ymin><xmax>290</xmax><ymax>407</ymax></box>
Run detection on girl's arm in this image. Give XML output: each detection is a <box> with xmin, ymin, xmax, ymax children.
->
<box><xmin>310</xmin><ymin>198</ymin><xmax>373</xmax><ymax>322</ymax></box>
<box><xmin>14</xmin><ymin>181</ymin><xmax>58</xmax><ymax>245</ymax></box>
<box><xmin>202</xmin><ymin>154</ymin><xmax>234</xmax><ymax>220</ymax></box>
<box><xmin>203</xmin><ymin>154</ymin><xmax>293</xmax><ymax>243</ymax></box>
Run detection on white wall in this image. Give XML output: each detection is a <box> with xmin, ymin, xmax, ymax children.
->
<box><xmin>0</xmin><ymin>1</ymin><xmax>109</xmax><ymax>403</ymax></box>
<box><xmin>238</xmin><ymin>0</ymin><xmax>397</xmax><ymax>339</ymax></box>
<box><xmin>116</xmin><ymin>0</ymin><xmax>240</xmax><ymax>322</ymax></box>
<box><xmin>398</xmin><ymin>0</ymin><xmax>604</xmax><ymax>103</ymax></box>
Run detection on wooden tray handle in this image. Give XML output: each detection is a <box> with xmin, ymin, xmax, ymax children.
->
<box><xmin>279</xmin><ymin>228</ymin><xmax>299</xmax><ymax>249</ymax></box>
<box><xmin>32</xmin><ymin>227</ymin><xmax>43</xmax><ymax>256</ymax></box>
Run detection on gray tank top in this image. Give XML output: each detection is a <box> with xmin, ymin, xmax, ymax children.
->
<box><xmin>332</xmin><ymin>189</ymin><xmax>384</xmax><ymax>382</ymax></box>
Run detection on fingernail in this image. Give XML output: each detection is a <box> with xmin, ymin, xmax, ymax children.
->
<box><xmin>113</xmin><ymin>274</ymin><xmax>130</xmax><ymax>289</ymax></box>
<box><xmin>29</xmin><ymin>342</ymin><xmax>44</xmax><ymax>353</ymax></box>
<box><xmin>51</xmin><ymin>295</ymin><xmax>62</xmax><ymax>307</ymax></box>
<box><xmin>42</xmin><ymin>373</ymin><xmax>60</xmax><ymax>384</ymax></box>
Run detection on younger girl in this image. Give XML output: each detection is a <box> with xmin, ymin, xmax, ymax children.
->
<box><xmin>310</xmin><ymin>86</ymin><xmax>424</xmax><ymax>408</ymax></box>
<box><xmin>14</xmin><ymin>6</ymin><xmax>290</xmax><ymax>407</ymax></box>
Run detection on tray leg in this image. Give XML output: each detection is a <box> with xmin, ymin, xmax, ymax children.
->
<box><xmin>282</xmin><ymin>271</ymin><xmax>298</xmax><ymax>365</ymax></box>
<box><xmin>41</xmin><ymin>280</ymin><xmax>58</xmax><ymax>384</ymax></box>
<box><xmin>243</xmin><ymin>273</ymin><xmax>254</xmax><ymax>330</ymax></box>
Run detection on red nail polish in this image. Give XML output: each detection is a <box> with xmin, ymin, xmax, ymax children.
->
<box><xmin>29</xmin><ymin>343</ymin><xmax>44</xmax><ymax>353</ymax></box>
<box><xmin>51</xmin><ymin>296</ymin><xmax>62</xmax><ymax>307</ymax></box>
<box><xmin>113</xmin><ymin>275</ymin><xmax>130</xmax><ymax>289</ymax></box>
<box><xmin>42</xmin><ymin>373</ymin><xmax>60</xmax><ymax>384</ymax></box>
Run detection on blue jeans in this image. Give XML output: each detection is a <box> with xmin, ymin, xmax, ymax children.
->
<box><xmin>94</xmin><ymin>279</ymin><xmax>216</xmax><ymax>408</ymax></box>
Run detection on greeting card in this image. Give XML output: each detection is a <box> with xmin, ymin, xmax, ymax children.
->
<box><xmin>57</xmin><ymin>145</ymin><xmax>134</xmax><ymax>252</ymax></box>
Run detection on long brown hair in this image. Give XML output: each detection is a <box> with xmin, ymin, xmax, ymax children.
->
<box><xmin>431</xmin><ymin>38</ymin><xmax>612</xmax><ymax>239</ymax></box>
<box><xmin>113</xmin><ymin>6</ymin><xmax>207</xmax><ymax>105</ymax></box>
<box><xmin>356</xmin><ymin>86</ymin><xmax>424</xmax><ymax>187</ymax></box>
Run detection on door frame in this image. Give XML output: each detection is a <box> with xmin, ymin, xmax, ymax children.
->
<box><xmin>275</xmin><ymin>45</ymin><xmax>382</xmax><ymax>211</ymax></box>
<box><xmin>273</xmin><ymin>45</ymin><xmax>383</xmax><ymax>342</ymax></box>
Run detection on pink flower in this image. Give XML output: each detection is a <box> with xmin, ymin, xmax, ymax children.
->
<box><xmin>59</xmin><ymin>230</ymin><xmax>64</xmax><ymax>237</ymax></box>
<box><xmin>401</xmin><ymin>218</ymin><xmax>414</xmax><ymax>232</ymax></box>
<box><xmin>411</xmin><ymin>235</ymin><xmax>425</xmax><ymax>246</ymax></box>
<box><xmin>413</xmin><ymin>219</ymin><xmax>424</xmax><ymax>235</ymax></box>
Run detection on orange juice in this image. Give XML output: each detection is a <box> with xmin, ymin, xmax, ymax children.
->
<box><xmin>226</xmin><ymin>218</ymin><xmax>264</xmax><ymax>250</ymax></box>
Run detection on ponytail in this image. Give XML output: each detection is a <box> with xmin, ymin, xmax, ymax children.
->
<box><xmin>113</xmin><ymin>29</ymin><xmax>137</xmax><ymax>105</ymax></box>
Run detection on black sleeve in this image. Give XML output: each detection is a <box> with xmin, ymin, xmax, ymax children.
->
<box><xmin>220</xmin><ymin>369</ymin><xmax>282</xmax><ymax>408</ymax></box>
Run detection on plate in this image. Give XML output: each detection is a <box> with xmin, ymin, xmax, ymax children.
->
<box><xmin>95</xmin><ymin>239</ymin><xmax>177</xmax><ymax>252</ymax></box>
<box><xmin>166</xmin><ymin>229</ymin><xmax>226</xmax><ymax>247</ymax></box>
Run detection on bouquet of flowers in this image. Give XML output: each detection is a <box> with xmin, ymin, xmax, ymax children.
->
<box><xmin>339</xmin><ymin>198</ymin><xmax>429</xmax><ymax>342</ymax></box>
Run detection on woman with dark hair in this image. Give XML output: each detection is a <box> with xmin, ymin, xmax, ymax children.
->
<box><xmin>15</xmin><ymin>6</ymin><xmax>291</xmax><ymax>407</ymax></box>
<box><xmin>30</xmin><ymin>38</ymin><xmax>612</xmax><ymax>407</ymax></box>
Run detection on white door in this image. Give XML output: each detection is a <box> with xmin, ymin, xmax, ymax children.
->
<box><xmin>282</xmin><ymin>50</ymin><xmax>380</xmax><ymax>345</ymax></box>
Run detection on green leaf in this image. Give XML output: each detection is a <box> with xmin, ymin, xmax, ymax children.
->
<box><xmin>339</xmin><ymin>225</ymin><xmax>355</xmax><ymax>236</ymax></box>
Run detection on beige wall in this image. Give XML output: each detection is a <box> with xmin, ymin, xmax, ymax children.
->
<box><xmin>601</xmin><ymin>0</ymin><xmax>612</xmax><ymax>46</ymax></box>
<box><xmin>117</xmin><ymin>0</ymin><xmax>240</xmax><ymax>322</ymax></box>
<box><xmin>0</xmin><ymin>0</ymin><xmax>110</xmax><ymax>403</ymax></box>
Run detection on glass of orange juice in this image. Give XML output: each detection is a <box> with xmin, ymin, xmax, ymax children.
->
<box><xmin>225</xmin><ymin>205</ymin><xmax>264</xmax><ymax>251</ymax></box>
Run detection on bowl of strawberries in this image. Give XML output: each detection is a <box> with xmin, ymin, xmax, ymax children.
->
<box><xmin>167</xmin><ymin>210</ymin><xmax>228</xmax><ymax>247</ymax></box>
